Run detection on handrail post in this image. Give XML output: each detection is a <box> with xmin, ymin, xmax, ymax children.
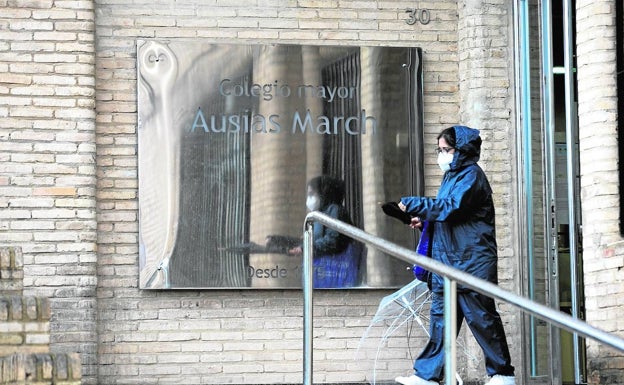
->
<box><xmin>444</xmin><ymin>277</ymin><xmax>457</xmax><ymax>385</ymax></box>
<box><xmin>303</xmin><ymin>221</ymin><xmax>314</xmax><ymax>385</ymax></box>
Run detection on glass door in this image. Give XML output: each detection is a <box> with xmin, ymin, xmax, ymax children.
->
<box><xmin>516</xmin><ymin>0</ymin><xmax>555</xmax><ymax>382</ymax></box>
<box><xmin>516</xmin><ymin>0</ymin><xmax>585</xmax><ymax>383</ymax></box>
<box><xmin>551</xmin><ymin>0</ymin><xmax>586</xmax><ymax>383</ymax></box>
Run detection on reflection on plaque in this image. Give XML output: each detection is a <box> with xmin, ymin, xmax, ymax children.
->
<box><xmin>137</xmin><ymin>41</ymin><xmax>424</xmax><ymax>289</ymax></box>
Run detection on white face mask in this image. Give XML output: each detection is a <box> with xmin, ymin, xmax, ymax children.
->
<box><xmin>437</xmin><ymin>152</ymin><xmax>454</xmax><ymax>172</ymax></box>
<box><xmin>306</xmin><ymin>195</ymin><xmax>320</xmax><ymax>211</ymax></box>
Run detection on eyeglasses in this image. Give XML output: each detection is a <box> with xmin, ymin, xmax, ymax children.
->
<box><xmin>435</xmin><ymin>146</ymin><xmax>454</xmax><ymax>154</ymax></box>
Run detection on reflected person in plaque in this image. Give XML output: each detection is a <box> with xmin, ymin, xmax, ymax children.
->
<box><xmin>288</xmin><ymin>175</ymin><xmax>362</xmax><ymax>288</ymax></box>
<box><xmin>394</xmin><ymin>126</ymin><xmax>515</xmax><ymax>385</ymax></box>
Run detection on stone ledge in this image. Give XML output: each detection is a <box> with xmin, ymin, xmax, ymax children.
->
<box><xmin>0</xmin><ymin>296</ymin><xmax>52</xmax><ymax>355</ymax></box>
<box><xmin>0</xmin><ymin>296</ymin><xmax>51</xmax><ymax>322</ymax></box>
<box><xmin>0</xmin><ymin>353</ymin><xmax>81</xmax><ymax>384</ymax></box>
<box><xmin>0</xmin><ymin>247</ymin><xmax>23</xmax><ymax>296</ymax></box>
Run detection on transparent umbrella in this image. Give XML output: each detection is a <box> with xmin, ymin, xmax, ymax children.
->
<box><xmin>358</xmin><ymin>278</ymin><xmax>481</xmax><ymax>385</ymax></box>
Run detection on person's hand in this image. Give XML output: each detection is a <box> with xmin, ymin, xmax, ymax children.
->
<box><xmin>288</xmin><ymin>246</ymin><xmax>303</xmax><ymax>256</ymax></box>
<box><xmin>409</xmin><ymin>216</ymin><xmax>423</xmax><ymax>229</ymax></box>
<box><xmin>397</xmin><ymin>201</ymin><xmax>421</xmax><ymax>228</ymax></box>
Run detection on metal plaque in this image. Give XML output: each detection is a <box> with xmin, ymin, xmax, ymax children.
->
<box><xmin>137</xmin><ymin>41</ymin><xmax>424</xmax><ymax>289</ymax></box>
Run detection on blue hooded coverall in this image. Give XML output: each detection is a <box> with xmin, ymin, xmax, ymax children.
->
<box><xmin>400</xmin><ymin>126</ymin><xmax>514</xmax><ymax>381</ymax></box>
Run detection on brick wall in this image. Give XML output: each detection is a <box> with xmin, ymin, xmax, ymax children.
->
<box><xmin>576</xmin><ymin>0</ymin><xmax>624</xmax><ymax>384</ymax></box>
<box><xmin>93</xmin><ymin>1</ymin><xmax>487</xmax><ymax>384</ymax></box>
<box><xmin>0</xmin><ymin>0</ymin><xmax>98</xmax><ymax>380</ymax></box>
<box><xmin>0</xmin><ymin>0</ymin><xmax>523</xmax><ymax>384</ymax></box>
<box><xmin>457</xmin><ymin>1</ymin><xmax>519</xmax><ymax>381</ymax></box>
<box><xmin>95</xmin><ymin>1</ymin><xmax>459</xmax><ymax>383</ymax></box>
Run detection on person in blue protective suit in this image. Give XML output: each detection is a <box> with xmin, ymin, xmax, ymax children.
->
<box><xmin>394</xmin><ymin>126</ymin><xmax>515</xmax><ymax>385</ymax></box>
<box><xmin>288</xmin><ymin>175</ymin><xmax>362</xmax><ymax>288</ymax></box>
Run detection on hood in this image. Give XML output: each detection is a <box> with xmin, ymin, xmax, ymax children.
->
<box><xmin>450</xmin><ymin>125</ymin><xmax>481</xmax><ymax>170</ymax></box>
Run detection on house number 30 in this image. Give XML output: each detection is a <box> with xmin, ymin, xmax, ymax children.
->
<box><xmin>405</xmin><ymin>8</ymin><xmax>431</xmax><ymax>25</ymax></box>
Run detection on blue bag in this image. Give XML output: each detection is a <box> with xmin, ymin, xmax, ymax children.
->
<box><xmin>412</xmin><ymin>220</ymin><xmax>432</xmax><ymax>283</ymax></box>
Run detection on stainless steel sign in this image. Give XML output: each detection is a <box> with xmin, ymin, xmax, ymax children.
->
<box><xmin>137</xmin><ymin>41</ymin><xmax>424</xmax><ymax>289</ymax></box>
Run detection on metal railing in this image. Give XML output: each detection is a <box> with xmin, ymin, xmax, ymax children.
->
<box><xmin>302</xmin><ymin>211</ymin><xmax>624</xmax><ymax>385</ymax></box>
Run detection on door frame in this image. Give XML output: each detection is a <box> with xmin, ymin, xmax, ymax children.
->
<box><xmin>514</xmin><ymin>0</ymin><xmax>585</xmax><ymax>383</ymax></box>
